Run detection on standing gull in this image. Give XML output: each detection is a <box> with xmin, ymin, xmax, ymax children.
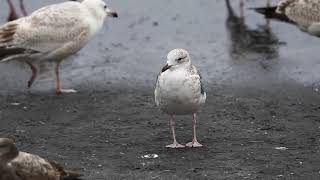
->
<box><xmin>0</xmin><ymin>138</ymin><xmax>82</xmax><ymax>180</ymax></box>
<box><xmin>253</xmin><ymin>0</ymin><xmax>320</xmax><ymax>37</ymax></box>
<box><xmin>0</xmin><ymin>0</ymin><xmax>118</xmax><ymax>94</ymax></box>
<box><xmin>155</xmin><ymin>49</ymin><xmax>206</xmax><ymax>148</ymax></box>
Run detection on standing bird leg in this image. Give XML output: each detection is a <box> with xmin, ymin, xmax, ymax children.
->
<box><xmin>239</xmin><ymin>0</ymin><xmax>245</xmax><ymax>20</ymax></box>
<box><xmin>265</xmin><ymin>0</ymin><xmax>271</xmax><ymax>27</ymax></box>
<box><xmin>19</xmin><ymin>0</ymin><xmax>27</xmax><ymax>16</ymax></box>
<box><xmin>186</xmin><ymin>113</ymin><xmax>203</xmax><ymax>147</ymax></box>
<box><xmin>7</xmin><ymin>0</ymin><xmax>19</xmax><ymax>21</ymax></box>
<box><xmin>166</xmin><ymin>116</ymin><xmax>185</xmax><ymax>148</ymax></box>
<box><xmin>26</xmin><ymin>62</ymin><xmax>37</xmax><ymax>88</ymax></box>
<box><xmin>55</xmin><ymin>61</ymin><xmax>77</xmax><ymax>94</ymax></box>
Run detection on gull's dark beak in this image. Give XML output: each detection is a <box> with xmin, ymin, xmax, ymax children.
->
<box><xmin>106</xmin><ymin>8</ymin><xmax>118</xmax><ymax>18</ymax></box>
<box><xmin>161</xmin><ymin>63</ymin><xmax>172</xmax><ymax>72</ymax></box>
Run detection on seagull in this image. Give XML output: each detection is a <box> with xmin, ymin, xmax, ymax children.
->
<box><xmin>0</xmin><ymin>138</ymin><xmax>82</xmax><ymax>180</ymax></box>
<box><xmin>155</xmin><ymin>49</ymin><xmax>206</xmax><ymax>148</ymax></box>
<box><xmin>0</xmin><ymin>0</ymin><xmax>118</xmax><ymax>94</ymax></box>
<box><xmin>253</xmin><ymin>0</ymin><xmax>320</xmax><ymax>37</ymax></box>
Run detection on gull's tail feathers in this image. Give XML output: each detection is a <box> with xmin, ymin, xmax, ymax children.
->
<box><xmin>0</xmin><ymin>23</ymin><xmax>17</xmax><ymax>46</ymax></box>
<box><xmin>251</xmin><ymin>6</ymin><xmax>295</xmax><ymax>25</ymax></box>
<box><xmin>0</xmin><ymin>47</ymin><xmax>39</xmax><ymax>63</ymax></box>
<box><xmin>48</xmin><ymin>160</ymin><xmax>84</xmax><ymax>180</ymax></box>
<box><xmin>0</xmin><ymin>22</ymin><xmax>40</xmax><ymax>62</ymax></box>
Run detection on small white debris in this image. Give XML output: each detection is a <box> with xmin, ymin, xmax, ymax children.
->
<box><xmin>15</xmin><ymin>129</ymin><xmax>26</xmax><ymax>133</ymax></box>
<box><xmin>11</xmin><ymin>102</ymin><xmax>21</xmax><ymax>106</ymax></box>
<box><xmin>277</xmin><ymin>174</ymin><xmax>284</xmax><ymax>177</ymax></box>
<box><xmin>314</xmin><ymin>88</ymin><xmax>319</xmax><ymax>92</ymax></box>
<box><xmin>299</xmin><ymin>161</ymin><xmax>303</xmax><ymax>165</ymax></box>
<box><xmin>98</xmin><ymin>164</ymin><xmax>102</xmax><ymax>167</ymax></box>
<box><xmin>141</xmin><ymin>154</ymin><xmax>159</xmax><ymax>159</ymax></box>
<box><xmin>275</xmin><ymin>147</ymin><xmax>288</xmax><ymax>150</ymax></box>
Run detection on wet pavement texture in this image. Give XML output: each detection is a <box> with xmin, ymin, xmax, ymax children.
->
<box><xmin>0</xmin><ymin>0</ymin><xmax>320</xmax><ymax>179</ymax></box>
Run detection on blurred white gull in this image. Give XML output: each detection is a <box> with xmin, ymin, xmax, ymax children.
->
<box><xmin>155</xmin><ymin>49</ymin><xmax>206</xmax><ymax>148</ymax></box>
<box><xmin>0</xmin><ymin>0</ymin><xmax>118</xmax><ymax>94</ymax></box>
<box><xmin>0</xmin><ymin>138</ymin><xmax>82</xmax><ymax>180</ymax></box>
<box><xmin>253</xmin><ymin>0</ymin><xmax>320</xmax><ymax>37</ymax></box>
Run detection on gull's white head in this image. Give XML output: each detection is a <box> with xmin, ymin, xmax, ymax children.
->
<box><xmin>0</xmin><ymin>138</ymin><xmax>18</xmax><ymax>164</ymax></box>
<box><xmin>162</xmin><ymin>49</ymin><xmax>191</xmax><ymax>72</ymax></box>
<box><xmin>82</xmin><ymin>0</ymin><xmax>118</xmax><ymax>20</ymax></box>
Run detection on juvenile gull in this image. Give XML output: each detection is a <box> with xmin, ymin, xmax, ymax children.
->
<box><xmin>0</xmin><ymin>0</ymin><xmax>118</xmax><ymax>94</ymax></box>
<box><xmin>253</xmin><ymin>0</ymin><xmax>320</xmax><ymax>37</ymax></box>
<box><xmin>0</xmin><ymin>138</ymin><xmax>82</xmax><ymax>180</ymax></box>
<box><xmin>155</xmin><ymin>49</ymin><xmax>206</xmax><ymax>148</ymax></box>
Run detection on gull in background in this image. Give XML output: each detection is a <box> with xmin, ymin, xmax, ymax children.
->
<box><xmin>155</xmin><ymin>49</ymin><xmax>206</xmax><ymax>148</ymax></box>
<box><xmin>0</xmin><ymin>0</ymin><xmax>118</xmax><ymax>94</ymax></box>
<box><xmin>0</xmin><ymin>138</ymin><xmax>82</xmax><ymax>180</ymax></box>
<box><xmin>253</xmin><ymin>0</ymin><xmax>320</xmax><ymax>37</ymax></box>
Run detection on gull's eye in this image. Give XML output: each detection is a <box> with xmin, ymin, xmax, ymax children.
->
<box><xmin>176</xmin><ymin>57</ymin><xmax>183</xmax><ymax>62</ymax></box>
<box><xmin>104</xmin><ymin>5</ymin><xmax>107</xmax><ymax>9</ymax></box>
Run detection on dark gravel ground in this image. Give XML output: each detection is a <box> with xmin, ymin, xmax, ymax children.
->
<box><xmin>1</xmin><ymin>85</ymin><xmax>320</xmax><ymax>179</ymax></box>
<box><xmin>0</xmin><ymin>0</ymin><xmax>320</xmax><ymax>179</ymax></box>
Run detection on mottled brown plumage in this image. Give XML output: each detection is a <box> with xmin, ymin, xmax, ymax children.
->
<box><xmin>0</xmin><ymin>138</ymin><xmax>83</xmax><ymax>180</ymax></box>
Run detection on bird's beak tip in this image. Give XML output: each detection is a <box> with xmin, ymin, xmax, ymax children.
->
<box><xmin>109</xmin><ymin>12</ymin><xmax>118</xmax><ymax>18</ymax></box>
<box><xmin>106</xmin><ymin>9</ymin><xmax>118</xmax><ymax>18</ymax></box>
<box><xmin>161</xmin><ymin>64</ymin><xmax>172</xmax><ymax>72</ymax></box>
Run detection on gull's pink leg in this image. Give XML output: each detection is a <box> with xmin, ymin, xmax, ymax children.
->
<box><xmin>266</xmin><ymin>0</ymin><xmax>271</xmax><ymax>27</ymax></box>
<box><xmin>266</xmin><ymin>0</ymin><xmax>270</xmax><ymax>6</ymax></box>
<box><xmin>239</xmin><ymin>0</ymin><xmax>244</xmax><ymax>21</ymax></box>
<box><xmin>19</xmin><ymin>0</ymin><xmax>27</xmax><ymax>16</ymax></box>
<box><xmin>7</xmin><ymin>0</ymin><xmax>19</xmax><ymax>21</ymax></box>
<box><xmin>55</xmin><ymin>61</ymin><xmax>77</xmax><ymax>94</ymax></box>
<box><xmin>186</xmin><ymin>113</ymin><xmax>203</xmax><ymax>147</ymax></box>
<box><xmin>166</xmin><ymin>116</ymin><xmax>185</xmax><ymax>148</ymax></box>
<box><xmin>26</xmin><ymin>62</ymin><xmax>37</xmax><ymax>88</ymax></box>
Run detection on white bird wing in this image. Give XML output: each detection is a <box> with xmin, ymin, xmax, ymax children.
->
<box><xmin>154</xmin><ymin>72</ymin><xmax>161</xmax><ymax>106</ymax></box>
<box><xmin>188</xmin><ymin>65</ymin><xmax>206</xmax><ymax>105</ymax></box>
<box><xmin>0</xmin><ymin>1</ymin><xmax>91</xmax><ymax>61</ymax></box>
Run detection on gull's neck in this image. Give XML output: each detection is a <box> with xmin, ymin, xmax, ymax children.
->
<box><xmin>81</xmin><ymin>0</ymin><xmax>106</xmax><ymax>36</ymax></box>
<box><xmin>182</xmin><ymin>61</ymin><xmax>192</xmax><ymax>69</ymax></box>
<box><xmin>82</xmin><ymin>0</ymin><xmax>106</xmax><ymax>21</ymax></box>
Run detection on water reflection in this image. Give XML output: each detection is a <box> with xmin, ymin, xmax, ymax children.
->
<box><xmin>6</xmin><ymin>0</ymin><xmax>27</xmax><ymax>21</ymax></box>
<box><xmin>225</xmin><ymin>0</ymin><xmax>283</xmax><ymax>69</ymax></box>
